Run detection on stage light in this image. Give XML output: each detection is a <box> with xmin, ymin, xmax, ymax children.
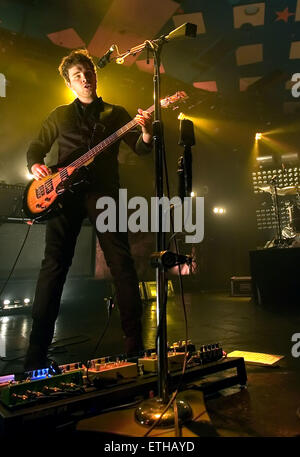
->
<box><xmin>281</xmin><ymin>153</ymin><xmax>299</xmax><ymax>166</ymax></box>
<box><xmin>255</xmin><ymin>205</ymin><xmax>290</xmax><ymax>231</ymax></box>
<box><xmin>178</xmin><ymin>112</ymin><xmax>186</xmax><ymax>120</ymax></box>
<box><xmin>255</xmin><ymin>133</ymin><xmax>262</xmax><ymax>140</ymax></box>
<box><xmin>150</xmin><ymin>286</ymin><xmax>156</xmax><ymax>297</ymax></box>
<box><xmin>190</xmin><ymin>191</ymin><xmax>196</xmax><ymax>197</ymax></box>
<box><xmin>142</xmin><ymin>281</ymin><xmax>174</xmax><ymax>300</ymax></box>
<box><xmin>256</xmin><ymin>155</ymin><xmax>275</xmax><ymax>167</ymax></box>
<box><xmin>1</xmin><ymin>297</ymin><xmax>33</xmax><ymax>312</ymax></box>
<box><xmin>213</xmin><ymin>207</ymin><xmax>226</xmax><ymax>215</ymax></box>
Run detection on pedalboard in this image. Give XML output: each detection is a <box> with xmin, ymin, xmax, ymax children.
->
<box><xmin>139</xmin><ymin>352</ymin><xmax>186</xmax><ymax>372</ymax></box>
<box><xmin>85</xmin><ymin>359</ymin><xmax>138</xmax><ymax>381</ymax></box>
<box><xmin>139</xmin><ymin>342</ymin><xmax>222</xmax><ymax>372</ymax></box>
<box><xmin>192</xmin><ymin>343</ymin><xmax>224</xmax><ymax>364</ymax></box>
<box><xmin>169</xmin><ymin>340</ymin><xmax>196</xmax><ymax>353</ymax></box>
<box><xmin>0</xmin><ymin>370</ymin><xmax>83</xmax><ymax>408</ymax></box>
<box><xmin>0</xmin><ymin>340</ymin><xmax>247</xmax><ymax>437</ymax></box>
<box><xmin>0</xmin><ymin>340</ymin><xmax>224</xmax><ymax>409</ymax></box>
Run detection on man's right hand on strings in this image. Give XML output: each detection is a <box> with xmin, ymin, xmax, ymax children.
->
<box><xmin>31</xmin><ymin>163</ymin><xmax>52</xmax><ymax>180</ymax></box>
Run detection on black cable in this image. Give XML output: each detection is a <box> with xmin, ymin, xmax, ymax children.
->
<box><xmin>0</xmin><ymin>221</ymin><xmax>33</xmax><ymax>302</ymax></box>
<box><xmin>85</xmin><ymin>295</ymin><xmax>116</xmax><ymax>385</ymax></box>
<box><xmin>48</xmin><ymin>336</ymin><xmax>91</xmax><ymax>354</ymax></box>
<box><xmin>0</xmin><ymin>336</ymin><xmax>91</xmax><ymax>368</ymax></box>
<box><xmin>144</xmin><ymin>354</ymin><xmax>189</xmax><ymax>437</ymax></box>
<box><xmin>155</xmin><ymin>274</ymin><xmax>168</xmax><ymax>349</ymax></box>
<box><xmin>0</xmin><ymin>354</ymin><xmax>25</xmax><ymax>363</ymax></box>
<box><xmin>163</xmin><ymin>112</ymin><xmax>189</xmax><ymax>357</ymax></box>
<box><xmin>95</xmin><ymin>398</ymin><xmax>142</xmax><ymax>414</ymax></box>
<box><xmin>91</xmin><ymin>300</ymin><xmax>114</xmax><ymax>359</ymax></box>
<box><xmin>166</xmin><ymin>204</ymin><xmax>194</xmax><ymax>249</ymax></box>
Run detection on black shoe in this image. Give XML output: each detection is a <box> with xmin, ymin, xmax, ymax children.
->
<box><xmin>24</xmin><ymin>349</ymin><xmax>51</xmax><ymax>372</ymax></box>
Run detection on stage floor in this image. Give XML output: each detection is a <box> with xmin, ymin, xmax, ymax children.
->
<box><xmin>0</xmin><ymin>288</ymin><xmax>300</xmax><ymax>438</ymax></box>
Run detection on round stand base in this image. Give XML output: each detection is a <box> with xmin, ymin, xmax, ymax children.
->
<box><xmin>135</xmin><ymin>396</ymin><xmax>193</xmax><ymax>428</ymax></box>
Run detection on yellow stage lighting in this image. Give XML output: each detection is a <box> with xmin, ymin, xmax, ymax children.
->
<box><xmin>140</xmin><ymin>281</ymin><xmax>174</xmax><ymax>300</ymax></box>
<box><xmin>255</xmin><ymin>133</ymin><xmax>262</xmax><ymax>140</ymax></box>
<box><xmin>213</xmin><ymin>207</ymin><xmax>226</xmax><ymax>215</ymax></box>
<box><xmin>178</xmin><ymin>112</ymin><xmax>186</xmax><ymax>120</ymax></box>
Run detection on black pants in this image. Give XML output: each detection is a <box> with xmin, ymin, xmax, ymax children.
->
<box><xmin>28</xmin><ymin>190</ymin><xmax>143</xmax><ymax>356</ymax></box>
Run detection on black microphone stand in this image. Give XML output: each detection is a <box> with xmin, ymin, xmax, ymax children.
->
<box><xmin>105</xmin><ymin>24</ymin><xmax>197</xmax><ymax>427</ymax></box>
<box><xmin>152</xmin><ymin>41</ymin><xmax>168</xmax><ymax>404</ymax></box>
<box><xmin>270</xmin><ymin>176</ymin><xmax>284</xmax><ymax>246</ymax></box>
<box><xmin>135</xmin><ymin>39</ymin><xmax>192</xmax><ymax>427</ymax></box>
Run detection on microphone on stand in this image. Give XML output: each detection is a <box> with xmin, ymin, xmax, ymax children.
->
<box><xmin>178</xmin><ymin>119</ymin><xmax>195</xmax><ymax>200</ymax></box>
<box><xmin>177</xmin><ymin>156</ymin><xmax>185</xmax><ymax>202</ymax></box>
<box><xmin>97</xmin><ymin>45</ymin><xmax>116</xmax><ymax>69</ymax></box>
<box><xmin>164</xmin><ymin>23</ymin><xmax>197</xmax><ymax>42</ymax></box>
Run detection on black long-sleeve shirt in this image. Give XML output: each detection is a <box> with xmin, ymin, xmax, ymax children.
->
<box><xmin>26</xmin><ymin>97</ymin><xmax>152</xmax><ymax>194</ymax></box>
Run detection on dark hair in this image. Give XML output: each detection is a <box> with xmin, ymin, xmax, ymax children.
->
<box><xmin>58</xmin><ymin>49</ymin><xmax>96</xmax><ymax>83</ymax></box>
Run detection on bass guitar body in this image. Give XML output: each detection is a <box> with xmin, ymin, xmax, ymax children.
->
<box><xmin>23</xmin><ymin>164</ymin><xmax>90</xmax><ymax>221</ymax></box>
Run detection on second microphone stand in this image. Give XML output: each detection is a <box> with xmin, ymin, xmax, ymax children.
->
<box><xmin>134</xmin><ymin>40</ymin><xmax>192</xmax><ymax>428</ymax></box>
<box><xmin>270</xmin><ymin>177</ymin><xmax>284</xmax><ymax>246</ymax></box>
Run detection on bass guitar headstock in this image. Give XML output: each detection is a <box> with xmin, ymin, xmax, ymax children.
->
<box><xmin>160</xmin><ymin>91</ymin><xmax>189</xmax><ymax>109</ymax></box>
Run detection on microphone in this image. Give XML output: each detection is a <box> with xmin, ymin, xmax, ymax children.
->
<box><xmin>178</xmin><ymin>119</ymin><xmax>195</xmax><ymax>198</ymax></box>
<box><xmin>150</xmin><ymin>251</ymin><xmax>193</xmax><ymax>269</ymax></box>
<box><xmin>164</xmin><ymin>23</ymin><xmax>197</xmax><ymax>42</ymax></box>
<box><xmin>97</xmin><ymin>45</ymin><xmax>116</xmax><ymax>69</ymax></box>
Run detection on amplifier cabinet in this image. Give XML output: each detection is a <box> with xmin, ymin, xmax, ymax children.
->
<box><xmin>249</xmin><ymin>248</ymin><xmax>300</xmax><ymax>306</ymax></box>
<box><xmin>0</xmin><ymin>222</ymin><xmax>95</xmax><ymax>279</ymax></box>
<box><xmin>0</xmin><ymin>183</ymin><xmax>25</xmax><ymax>219</ymax></box>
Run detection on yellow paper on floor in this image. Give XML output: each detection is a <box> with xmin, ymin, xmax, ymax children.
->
<box><xmin>227</xmin><ymin>350</ymin><xmax>284</xmax><ymax>366</ymax></box>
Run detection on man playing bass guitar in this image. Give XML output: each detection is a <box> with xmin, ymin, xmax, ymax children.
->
<box><xmin>24</xmin><ymin>49</ymin><xmax>153</xmax><ymax>370</ymax></box>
